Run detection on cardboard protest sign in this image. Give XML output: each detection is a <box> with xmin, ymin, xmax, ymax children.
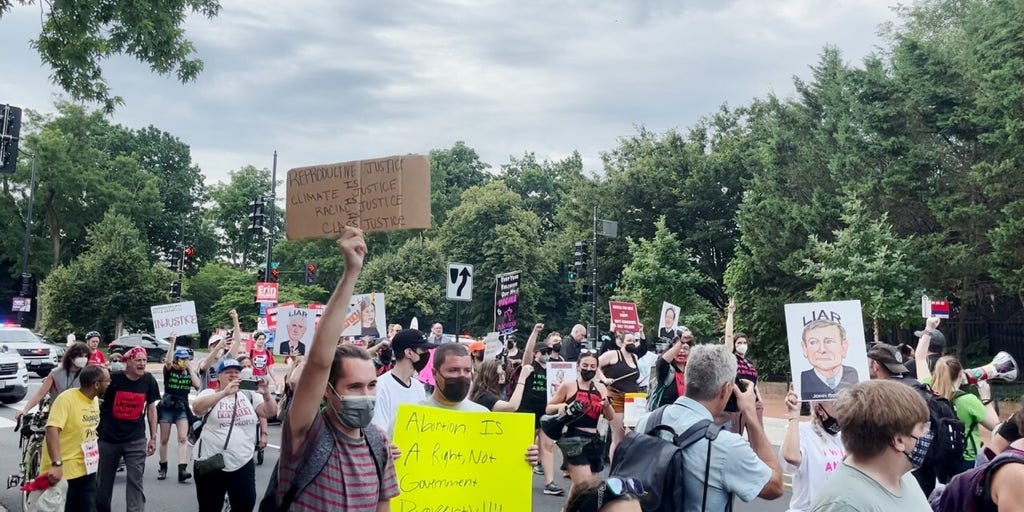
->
<box><xmin>547</xmin><ymin>361</ymin><xmax>577</xmax><ymax>402</ymax></box>
<box><xmin>624</xmin><ymin>393</ymin><xmax>648</xmax><ymax>428</ymax></box>
<box><xmin>340</xmin><ymin>293</ymin><xmax>386</xmax><ymax>338</ymax></box>
<box><xmin>609</xmin><ymin>301</ymin><xmax>640</xmax><ymax>333</ymax></box>
<box><xmin>658</xmin><ymin>302</ymin><xmax>681</xmax><ymax>340</ymax></box>
<box><xmin>274</xmin><ymin>307</ymin><xmax>314</xmax><ymax>356</ymax></box>
<box><xmin>151</xmin><ymin>301</ymin><xmax>199</xmax><ymax>340</ymax></box>
<box><xmin>483</xmin><ymin>332</ymin><xmax>502</xmax><ymax>360</ymax></box>
<box><xmin>785</xmin><ymin>300</ymin><xmax>869</xmax><ymax>401</ymax></box>
<box><xmin>392</xmin><ymin>405</ymin><xmax>532</xmax><ymax>512</ymax></box>
<box><xmin>285</xmin><ymin>154</ymin><xmax>431</xmax><ymax>240</ymax></box>
<box><xmin>494</xmin><ymin>271</ymin><xmax>521</xmax><ymax>334</ymax></box>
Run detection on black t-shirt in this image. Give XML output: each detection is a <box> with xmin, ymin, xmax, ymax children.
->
<box><xmin>472</xmin><ymin>391</ymin><xmax>500</xmax><ymax>411</ymax></box>
<box><xmin>163</xmin><ymin>366</ymin><xmax>192</xmax><ymax>400</ymax></box>
<box><xmin>654</xmin><ymin>358</ymin><xmax>683</xmax><ymax>407</ymax></box>
<box><xmin>517</xmin><ymin>362</ymin><xmax>548</xmax><ymax>414</ymax></box>
<box><xmin>99</xmin><ymin>372</ymin><xmax>161</xmax><ymax>443</ymax></box>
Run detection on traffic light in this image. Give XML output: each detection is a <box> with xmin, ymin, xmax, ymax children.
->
<box><xmin>183</xmin><ymin>246</ymin><xmax>195</xmax><ymax>270</ymax></box>
<box><xmin>583</xmin><ymin>284</ymin><xmax>595</xmax><ymax>303</ymax></box>
<box><xmin>304</xmin><ymin>262</ymin><xmax>317</xmax><ymax>285</ymax></box>
<box><xmin>270</xmin><ymin>267</ymin><xmax>280</xmax><ymax>282</ymax></box>
<box><xmin>170</xmin><ymin>280</ymin><xmax>181</xmax><ymax>299</ymax></box>
<box><xmin>567</xmin><ymin>268</ymin><xmax>576</xmax><ymax>282</ymax></box>
<box><xmin>0</xmin><ymin>104</ymin><xmax>22</xmax><ymax>175</ymax></box>
<box><xmin>257</xmin><ymin>267</ymin><xmax>267</xmax><ymax>282</ymax></box>
<box><xmin>248</xmin><ymin>197</ymin><xmax>265</xmax><ymax>236</ymax></box>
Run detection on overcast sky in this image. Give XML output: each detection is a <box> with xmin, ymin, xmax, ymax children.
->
<box><xmin>1</xmin><ymin>0</ymin><xmax>898</xmax><ymax>187</ymax></box>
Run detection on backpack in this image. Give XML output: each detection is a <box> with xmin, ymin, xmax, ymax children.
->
<box><xmin>952</xmin><ymin>390</ymin><xmax>980</xmax><ymax>457</ymax></box>
<box><xmin>258</xmin><ymin>418</ymin><xmax>387</xmax><ymax>512</ymax></box>
<box><xmin>609</xmin><ymin>405</ymin><xmax>724</xmax><ymax>512</ymax></box>
<box><xmin>912</xmin><ymin>383</ymin><xmax>966</xmax><ymax>483</ymax></box>
<box><xmin>931</xmin><ymin>448</ymin><xmax>1024</xmax><ymax>512</ymax></box>
<box><xmin>646</xmin><ymin>364</ymin><xmax>677</xmax><ymax>412</ymax></box>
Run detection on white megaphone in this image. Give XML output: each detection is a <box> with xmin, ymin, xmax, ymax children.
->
<box><xmin>962</xmin><ymin>351</ymin><xmax>1019</xmax><ymax>384</ymax></box>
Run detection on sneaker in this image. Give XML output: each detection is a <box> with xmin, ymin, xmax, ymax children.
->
<box><xmin>532</xmin><ymin>464</ymin><xmax>543</xmax><ymax>475</ymax></box>
<box><xmin>543</xmin><ymin>483</ymin><xmax>565</xmax><ymax>496</ymax></box>
<box><xmin>157</xmin><ymin>464</ymin><xmax>167</xmax><ymax>481</ymax></box>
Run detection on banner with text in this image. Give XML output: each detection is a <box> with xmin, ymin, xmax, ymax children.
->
<box><xmin>494</xmin><ymin>271</ymin><xmax>521</xmax><ymax>334</ymax></box>
<box><xmin>285</xmin><ymin>155</ymin><xmax>431</xmax><ymax>240</ymax></box>
<box><xmin>392</xmin><ymin>404</ymin><xmax>533</xmax><ymax>512</ymax></box>
<box><xmin>609</xmin><ymin>301</ymin><xmax>640</xmax><ymax>333</ymax></box>
<box><xmin>151</xmin><ymin>301</ymin><xmax>199</xmax><ymax>340</ymax></box>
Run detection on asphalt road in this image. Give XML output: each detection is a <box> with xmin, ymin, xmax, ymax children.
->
<box><xmin>0</xmin><ymin>370</ymin><xmax>793</xmax><ymax>512</ymax></box>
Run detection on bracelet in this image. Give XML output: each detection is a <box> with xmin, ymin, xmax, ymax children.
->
<box><xmin>982</xmin><ymin>398</ymin><xmax>993</xmax><ymax>405</ymax></box>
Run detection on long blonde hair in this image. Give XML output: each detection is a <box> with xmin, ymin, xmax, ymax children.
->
<box><xmin>930</xmin><ymin>356</ymin><xmax>963</xmax><ymax>401</ymax></box>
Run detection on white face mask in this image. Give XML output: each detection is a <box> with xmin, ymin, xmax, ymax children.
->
<box><xmin>73</xmin><ymin>357</ymin><xmax>89</xmax><ymax>368</ymax></box>
<box><xmin>735</xmin><ymin>343</ymin><xmax>748</xmax><ymax>356</ymax></box>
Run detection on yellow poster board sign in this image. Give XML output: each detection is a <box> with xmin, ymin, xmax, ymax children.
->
<box><xmin>391</xmin><ymin>404</ymin><xmax>534</xmax><ymax>512</ymax></box>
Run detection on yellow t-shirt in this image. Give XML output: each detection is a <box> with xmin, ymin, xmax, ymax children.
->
<box><xmin>41</xmin><ymin>388</ymin><xmax>100</xmax><ymax>480</ymax></box>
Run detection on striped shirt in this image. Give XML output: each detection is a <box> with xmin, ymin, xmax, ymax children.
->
<box><xmin>278</xmin><ymin>412</ymin><xmax>399</xmax><ymax>511</ymax></box>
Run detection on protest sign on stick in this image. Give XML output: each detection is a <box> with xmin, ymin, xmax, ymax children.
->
<box><xmin>609</xmin><ymin>301</ymin><xmax>640</xmax><ymax>333</ymax></box>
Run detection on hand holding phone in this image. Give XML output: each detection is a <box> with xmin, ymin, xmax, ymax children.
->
<box><xmin>239</xmin><ymin>379</ymin><xmax>259</xmax><ymax>391</ymax></box>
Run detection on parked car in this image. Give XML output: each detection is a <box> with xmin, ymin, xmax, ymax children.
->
<box><xmin>108</xmin><ymin>334</ymin><xmax>169</xmax><ymax>362</ymax></box>
<box><xmin>0</xmin><ymin>327</ymin><xmax>60</xmax><ymax>377</ymax></box>
<box><xmin>0</xmin><ymin>347</ymin><xmax>29</xmax><ymax>404</ymax></box>
<box><xmin>35</xmin><ymin>333</ymin><xmax>66</xmax><ymax>360</ymax></box>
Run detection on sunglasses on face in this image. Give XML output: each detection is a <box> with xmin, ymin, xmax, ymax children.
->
<box><xmin>597</xmin><ymin>478</ymin><xmax>645</xmax><ymax>508</ymax></box>
<box><xmin>539</xmin><ymin>348</ymin><xmax>553</xmax><ymax>355</ymax></box>
<box><xmin>580</xmin><ymin>349</ymin><xmax>598</xmax><ymax>356</ymax></box>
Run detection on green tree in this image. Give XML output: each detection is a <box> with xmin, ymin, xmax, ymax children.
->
<box><xmin>206</xmin><ymin>165</ymin><xmax>281</xmax><ymax>268</ymax></box>
<box><xmin>39</xmin><ymin>213</ymin><xmax>171</xmax><ymax>340</ymax></box>
<box><xmin>439</xmin><ymin>182</ymin><xmax>545</xmax><ymax>334</ymax></box>
<box><xmin>1</xmin><ymin>0</ymin><xmax>221</xmax><ymax>112</ymax></box>
<box><xmin>801</xmin><ymin>199</ymin><xmax>922</xmax><ymax>342</ymax></box>
<box><xmin>359</xmin><ymin>238</ymin><xmax>450</xmax><ymax>328</ymax></box>
<box><xmin>429</xmin><ymin>142</ymin><xmax>492</xmax><ymax>226</ymax></box>
<box><xmin>616</xmin><ymin>216</ymin><xmax>716</xmax><ymax>338</ymax></box>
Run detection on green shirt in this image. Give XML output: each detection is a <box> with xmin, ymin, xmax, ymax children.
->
<box><xmin>920</xmin><ymin>377</ymin><xmax>988</xmax><ymax>460</ymax></box>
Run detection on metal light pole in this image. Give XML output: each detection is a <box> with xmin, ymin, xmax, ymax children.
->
<box><xmin>18</xmin><ymin>151</ymin><xmax>37</xmax><ymax>326</ymax></box>
<box><xmin>591</xmin><ymin>206</ymin><xmax>599</xmax><ymax>344</ymax></box>
<box><xmin>264</xmin><ymin>151</ymin><xmax>278</xmax><ymax>281</ymax></box>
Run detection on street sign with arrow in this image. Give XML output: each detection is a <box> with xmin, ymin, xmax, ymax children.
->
<box><xmin>447</xmin><ymin>263</ymin><xmax>473</xmax><ymax>301</ymax></box>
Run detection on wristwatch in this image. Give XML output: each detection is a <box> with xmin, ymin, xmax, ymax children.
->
<box><xmin>52</xmin><ymin>460</ymin><xmax>62</xmax><ymax>467</ymax></box>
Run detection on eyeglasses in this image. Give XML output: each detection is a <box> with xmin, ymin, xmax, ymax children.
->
<box><xmin>597</xmin><ymin>478</ymin><xmax>645</xmax><ymax>508</ymax></box>
<box><xmin>539</xmin><ymin>348</ymin><xmax>553</xmax><ymax>355</ymax></box>
<box><xmin>580</xmin><ymin>349</ymin><xmax>598</xmax><ymax>355</ymax></box>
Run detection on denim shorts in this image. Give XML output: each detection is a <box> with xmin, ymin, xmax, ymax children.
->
<box><xmin>158</xmin><ymin>403</ymin><xmax>188</xmax><ymax>424</ymax></box>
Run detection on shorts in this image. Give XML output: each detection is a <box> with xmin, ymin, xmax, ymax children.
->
<box><xmin>556</xmin><ymin>434</ymin><xmax>604</xmax><ymax>473</ymax></box>
<box><xmin>610</xmin><ymin>392</ymin><xmax>625</xmax><ymax>414</ymax></box>
<box><xmin>158</xmin><ymin>402</ymin><xmax>189</xmax><ymax>424</ymax></box>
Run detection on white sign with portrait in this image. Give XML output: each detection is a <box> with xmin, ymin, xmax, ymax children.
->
<box><xmin>658</xmin><ymin>302</ymin><xmax>681</xmax><ymax>341</ymax></box>
<box><xmin>341</xmin><ymin>293</ymin><xmax>387</xmax><ymax>339</ymax></box>
<box><xmin>546</xmin><ymin>361</ymin><xmax>577</xmax><ymax>402</ymax></box>
<box><xmin>274</xmin><ymin>307</ymin><xmax>314</xmax><ymax>357</ymax></box>
<box><xmin>785</xmin><ymin>300</ymin><xmax>869</xmax><ymax>402</ymax></box>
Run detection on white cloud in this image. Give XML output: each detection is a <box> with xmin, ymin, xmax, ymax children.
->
<box><xmin>0</xmin><ymin>0</ymin><xmax>897</xmax><ymax>186</ymax></box>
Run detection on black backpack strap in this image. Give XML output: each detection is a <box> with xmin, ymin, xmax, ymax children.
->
<box><xmin>643</xmin><ymin>405</ymin><xmax>679</xmax><ymax>439</ymax></box>
<box><xmin>670</xmin><ymin>419</ymin><xmax>723</xmax><ymax>512</ymax></box>
<box><xmin>363</xmin><ymin>426</ymin><xmax>388</xmax><ymax>483</ymax></box>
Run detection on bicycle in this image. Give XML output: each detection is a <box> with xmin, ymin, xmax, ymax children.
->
<box><xmin>8</xmin><ymin>395</ymin><xmax>52</xmax><ymax>511</ymax></box>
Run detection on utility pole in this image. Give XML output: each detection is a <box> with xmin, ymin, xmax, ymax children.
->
<box><xmin>264</xmin><ymin>151</ymin><xmax>278</xmax><ymax>284</ymax></box>
<box><xmin>18</xmin><ymin>150</ymin><xmax>36</xmax><ymax>327</ymax></box>
<box><xmin>590</xmin><ymin>206</ymin><xmax>599</xmax><ymax>344</ymax></box>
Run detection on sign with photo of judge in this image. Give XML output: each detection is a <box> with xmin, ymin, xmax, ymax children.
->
<box><xmin>785</xmin><ymin>300</ymin><xmax>869</xmax><ymax>401</ymax></box>
<box><xmin>275</xmin><ymin>307</ymin><xmax>313</xmax><ymax>356</ymax></box>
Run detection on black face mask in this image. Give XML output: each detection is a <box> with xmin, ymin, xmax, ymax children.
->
<box><xmin>552</xmin><ymin>343</ymin><xmax>562</xmax><ymax>352</ymax></box>
<box><xmin>624</xmin><ymin>344</ymin><xmax>638</xmax><ymax>354</ymax></box>
<box><xmin>820</xmin><ymin>411</ymin><xmax>841</xmax><ymax>436</ymax></box>
<box><xmin>439</xmin><ymin>375</ymin><xmax>471</xmax><ymax>402</ymax></box>
<box><xmin>580</xmin><ymin>369</ymin><xmax>597</xmax><ymax>382</ymax></box>
<box><xmin>411</xmin><ymin>352</ymin><xmax>430</xmax><ymax>372</ymax></box>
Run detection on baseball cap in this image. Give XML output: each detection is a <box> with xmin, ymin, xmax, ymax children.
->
<box><xmin>469</xmin><ymin>341</ymin><xmax>486</xmax><ymax>353</ymax></box>
<box><xmin>866</xmin><ymin>343</ymin><xmax>908</xmax><ymax>374</ymax></box>
<box><xmin>173</xmin><ymin>347</ymin><xmax>191</xmax><ymax>360</ymax></box>
<box><xmin>913</xmin><ymin>328</ymin><xmax>946</xmax><ymax>353</ymax></box>
<box><xmin>217</xmin><ymin>358</ymin><xmax>243</xmax><ymax>373</ymax></box>
<box><xmin>208</xmin><ymin>334</ymin><xmax>224</xmax><ymax>346</ymax></box>
<box><xmin>390</xmin><ymin>329</ymin><xmax>438</xmax><ymax>354</ymax></box>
